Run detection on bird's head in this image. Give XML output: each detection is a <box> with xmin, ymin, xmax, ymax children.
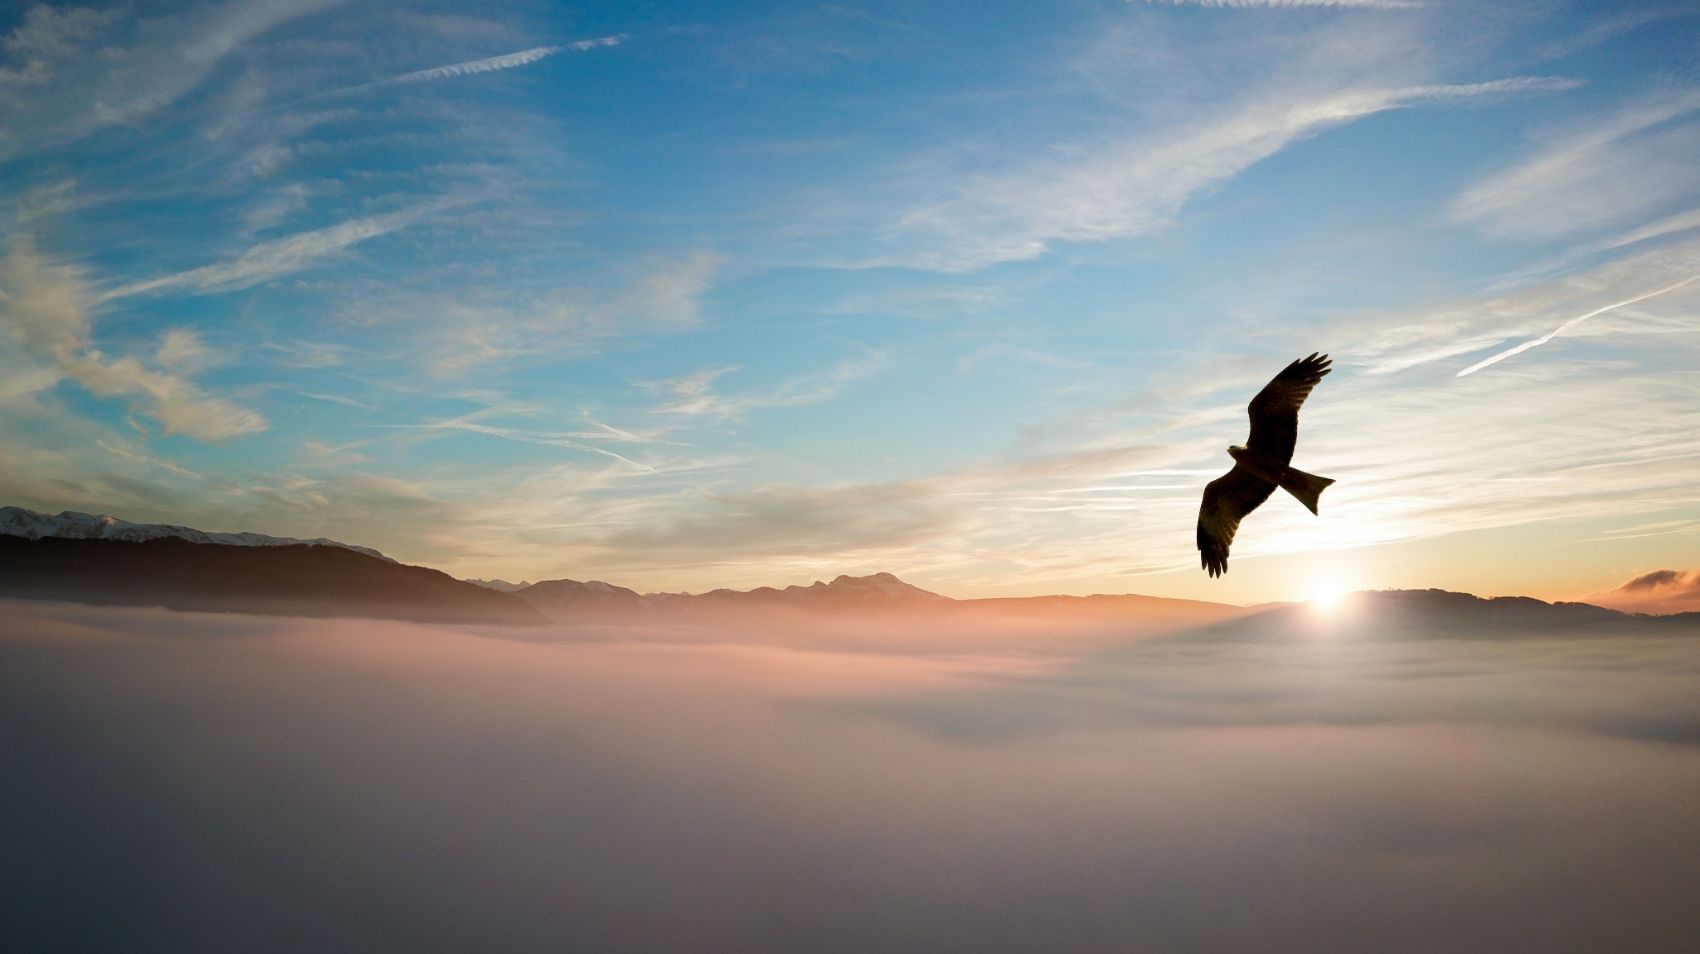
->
<box><xmin>1227</xmin><ymin>444</ymin><xmax>1246</xmax><ymax>460</ymax></box>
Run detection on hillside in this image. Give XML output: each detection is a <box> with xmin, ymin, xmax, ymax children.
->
<box><xmin>0</xmin><ymin>536</ymin><xmax>544</xmax><ymax>626</ymax></box>
<box><xmin>1183</xmin><ymin>588</ymin><xmax>1697</xmax><ymax>641</ymax></box>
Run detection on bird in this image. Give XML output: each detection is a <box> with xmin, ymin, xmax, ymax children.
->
<box><xmin>1196</xmin><ymin>353</ymin><xmax>1335</xmax><ymax>577</ymax></box>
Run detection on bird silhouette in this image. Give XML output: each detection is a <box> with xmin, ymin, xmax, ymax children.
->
<box><xmin>1196</xmin><ymin>353</ymin><xmax>1335</xmax><ymax>577</ymax></box>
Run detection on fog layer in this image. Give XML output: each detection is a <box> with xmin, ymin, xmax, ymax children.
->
<box><xmin>5</xmin><ymin>600</ymin><xmax>1699</xmax><ymax>952</ymax></box>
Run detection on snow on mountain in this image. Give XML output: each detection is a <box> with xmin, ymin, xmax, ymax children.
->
<box><xmin>0</xmin><ymin>506</ymin><xmax>393</xmax><ymax>562</ymax></box>
<box><xmin>466</xmin><ymin>578</ymin><xmax>532</xmax><ymax>592</ymax></box>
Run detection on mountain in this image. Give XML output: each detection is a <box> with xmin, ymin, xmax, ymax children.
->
<box><xmin>466</xmin><ymin>578</ymin><xmax>533</xmax><ymax>593</ymax></box>
<box><xmin>0</xmin><ymin>535</ymin><xmax>543</xmax><ymax>626</ymax></box>
<box><xmin>687</xmin><ymin>572</ymin><xmax>951</xmax><ymax>608</ymax></box>
<box><xmin>506</xmin><ymin>571</ymin><xmax>953</xmax><ymax>622</ymax></box>
<box><xmin>0</xmin><ymin>505</ymin><xmax>1227</xmax><ymax>629</ymax></box>
<box><xmin>1184</xmin><ymin>588</ymin><xmax>1698</xmax><ymax>641</ymax></box>
<box><xmin>516</xmin><ymin>578</ymin><xmax>646</xmax><ymax>616</ymax></box>
<box><xmin>500</xmin><ymin>573</ymin><xmax>1253</xmax><ymax>637</ymax></box>
<box><xmin>0</xmin><ymin>506</ymin><xmax>391</xmax><ymax>561</ymax></box>
<box><xmin>15</xmin><ymin>504</ymin><xmax>1693</xmax><ymax>637</ymax></box>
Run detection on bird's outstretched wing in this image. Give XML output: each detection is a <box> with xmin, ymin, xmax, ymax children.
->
<box><xmin>1197</xmin><ymin>464</ymin><xmax>1277</xmax><ymax>578</ymax></box>
<box><xmin>1247</xmin><ymin>352</ymin><xmax>1331</xmax><ymax>463</ymax></box>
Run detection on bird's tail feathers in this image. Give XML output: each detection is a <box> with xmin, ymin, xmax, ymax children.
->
<box><xmin>1280</xmin><ymin>467</ymin><xmax>1334</xmax><ymax>516</ymax></box>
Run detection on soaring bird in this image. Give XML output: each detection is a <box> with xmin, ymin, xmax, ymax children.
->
<box><xmin>1196</xmin><ymin>353</ymin><xmax>1335</xmax><ymax>577</ymax></box>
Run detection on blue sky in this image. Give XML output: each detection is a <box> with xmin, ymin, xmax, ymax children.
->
<box><xmin>3</xmin><ymin>0</ymin><xmax>1699</xmax><ymax>601</ymax></box>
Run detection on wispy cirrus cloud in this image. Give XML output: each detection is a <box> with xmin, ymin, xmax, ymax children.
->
<box><xmin>889</xmin><ymin>77</ymin><xmax>1577</xmax><ymax>271</ymax></box>
<box><xmin>381</xmin><ymin>419</ymin><xmax>655</xmax><ymax>469</ymax></box>
<box><xmin>1592</xmin><ymin>206</ymin><xmax>1700</xmax><ymax>255</ymax></box>
<box><xmin>1448</xmin><ymin>91</ymin><xmax>1700</xmax><ymax>242</ymax></box>
<box><xmin>651</xmin><ymin>352</ymin><xmax>887</xmax><ymax>421</ymax></box>
<box><xmin>1346</xmin><ymin>231</ymin><xmax>1700</xmax><ymax>378</ymax></box>
<box><xmin>397</xmin><ymin>250</ymin><xmax>723</xmax><ymax>374</ymax></box>
<box><xmin>0</xmin><ymin>0</ymin><xmax>349</xmax><ymax>158</ymax></box>
<box><xmin>100</xmin><ymin>199</ymin><xmax>466</xmax><ymax>302</ymax></box>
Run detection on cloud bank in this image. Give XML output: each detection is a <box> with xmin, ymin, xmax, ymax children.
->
<box><xmin>5</xmin><ymin>602</ymin><xmax>1699</xmax><ymax>953</ymax></box>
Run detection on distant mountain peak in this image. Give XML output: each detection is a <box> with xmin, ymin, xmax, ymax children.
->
<box><xmin>0</xmin><ymin>506</ymin><xmax>392</xmax><ymax>562</ymax></box>
<box><xmin>466</xmin><ymin>578</ymin><xmax>532</xmax><ymax>592</ymax></box>
<box><xmin>804</xmin><ymin>572</ymin><xmax>947</xmax><ymax>601</ymax></box>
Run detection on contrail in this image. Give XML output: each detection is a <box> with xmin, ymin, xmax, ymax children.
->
<box><xmin>1456</xmin><ymin>273</ymin><xmax>1700</xmax><ymax>377</ymax></box>
<box><xmin>320</xmin><ymin>36</ymin><xmax>625</xmax><ymax>99</ymax></box>
<box><xmin>391</xmin><ymin>36</ymin><xmax>624</xmax><ymax>85</ymax></box>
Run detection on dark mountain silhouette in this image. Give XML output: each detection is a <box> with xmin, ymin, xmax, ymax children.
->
<box><xmin>682</xmin><ymin>572</ymin><xmax>951</xmax><ymax>608</ymax></box>
<box><xmin>516</xmin><ymin>578</ymin><xmax>647</xmax><ymax>616</ymax></box>
<box><xmin>497</xmin><ymin>571</ymin><xmax>1253</xmax><ymax>633</ymax></box>
<box><xmin>0</xmin><ymin>536</ymin><xmax>543</xmax><ymax>625</ymax></box>
<box><xmin>1186</xmin><ymin>588</ymin><xmax>1698</xmax><ymax>641</ymax></box>
<box><xmin>9</xmin><ymin>506</ymin><xmax>1695</xmax><ymax>635</ymax></box>
<box><xmin>498</xmin><ymin>572</ymin><xmax>950</xmax><ymax>622</ymax></box>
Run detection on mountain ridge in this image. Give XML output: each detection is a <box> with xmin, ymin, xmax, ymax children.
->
<box><xmin>1</xmin><ymin>505</ymin><xmax>391</xmax><ymax>562</ymax></box>
<box><xmin>0</xmin><ymin>534</ymin><xmax>541</xmax><ymax>626</ymax></box>
<box><xmin>6</xmin><ymin>505</ymin><xmax>1696</xmax><ymax>634</ymax></box>
<box><xmin>1186</xmin><ymin>587</ymin><xmax>1700</xmax><ymax>641</ymax></box>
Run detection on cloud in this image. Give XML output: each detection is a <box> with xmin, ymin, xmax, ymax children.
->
<box><xmin>891</xmin><ymin>77</ymin><xmax>1577</xmax><ymax>270</ymax></box>
<box><xmin>154</xmin><ymin>328</ymin><xmax>218</xmax><ymax>371</ymax></box>
<box><xmin>60</xmin><ymin>350</ymin><xmax>266</xmax><ymax>441</ymax></box>
<box><xmin>651</xmin><ymin>352</ymin><xmax>886</xmax><ymax>421</ymax></box>
<box><xmin>1587</xmin><ymin>568</ymin><xmax>1700</xmax><ymax>614</ymax></box>
<box><xmin>1623</xmin><ymin>569</ymin><xmax>1685</xmax><ymax>591</ymax></box>
<box><xmin>6</xmin><ymin>605</ymin><xmax>1700</xmax><ymax>952</ymax></box>
<box><xmin>603</xmin><ymin>479</ymin><xmax>963</xmax><ymax>556</ymax></box>
<box><xmin>1356</xmin><ymin>237</ymin><xmax>1700</xmax><ymax>377</ymax></box>
<box><xmin>1448</xmin><ymin>91</ymin><xmax>1700</xmax><ymax>241</ymax></box>
<box><xmin>0</xmin><ymin>3</ymin><xmax>119</xmax><ymax>88</ymax></box>
<box><xmin>0</xmin><ymin>239</ymin><xmax>266</xmax><ymax>441</ymax></box>
<box><xmin>1594</xmin><ymin>206</ymin><xmax>1700</xmax><ymax>254</ymax></box>
<box><xmin>609</xmin><ymin>250</ymin><xmax>724</xmax><ymax>331</ymax></box>
<box><xmin>0</xmin><ymin>0</ymin><xmax>349</xmax><ymax>159</ymax></box>
<box><xmin>383</xmin><ymin>250</ymin><xmax>725</xmax><ymax>374</ymax></box>
<box><xmin>382</xmin><ymin>419</ymin><xmax>653</xmax><ymax>469</ymax></box>
<box><xmin>95</xmin><ymin>437</ymin><xmax>202</xmax><ymax>479</ymax></box>
<box><xmin>101</xmin><ymin>201</ymin><xmax>464</xmax><ymax>301</ymax></box>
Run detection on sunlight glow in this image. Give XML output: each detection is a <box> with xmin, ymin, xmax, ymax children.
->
<box><xmin>1311</xmin><ymin>581</ymin><xmax>1348</xmax><ymax>612</ymax></box>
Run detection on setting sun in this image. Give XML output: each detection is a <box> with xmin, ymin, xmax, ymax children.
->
<box><xmin>1310</xmin><ymin>581</ymin><xmax>1349</xmax><ymax>612</ymax></box>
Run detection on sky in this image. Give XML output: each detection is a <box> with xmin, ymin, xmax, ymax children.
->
<box><xmin>2</xmin><ymin>0</ymin><xmax>1698</xmax><ymax>603</ymax></box>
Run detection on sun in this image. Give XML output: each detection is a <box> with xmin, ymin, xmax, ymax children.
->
<box><xmin>1310</xmin><ymin>580</ymin><xmax>1349</xmax><ymax>612</ymax></box>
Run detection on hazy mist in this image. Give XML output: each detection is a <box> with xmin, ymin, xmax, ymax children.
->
<box><xmin>5</xmin><ymin>599</ymin><xmax>1699</xmax><ymax>952</ymax></box>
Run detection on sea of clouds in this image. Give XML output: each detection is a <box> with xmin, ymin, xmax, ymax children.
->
<box><xmin>5</xmin><ymin>599</ymin><xmax>1699</xmax><ymax>952</ymax></box>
